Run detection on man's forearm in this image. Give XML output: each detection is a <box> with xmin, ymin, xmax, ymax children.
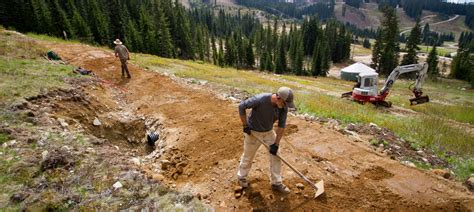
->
<box><xmin>240</xmin><ymin>115</ymin><xmax>247</xmax><ymax>126</ymax></box>
<box><xmin>274</xmin><ymin>127</ymin><xmax>284</xmax><ymax>145</ymax></box>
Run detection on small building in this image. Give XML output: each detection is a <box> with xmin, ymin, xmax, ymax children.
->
<box><xmin>340</xmin><ymin>62</ymin><xmax>377</xmax><ymax>81</ymax></box>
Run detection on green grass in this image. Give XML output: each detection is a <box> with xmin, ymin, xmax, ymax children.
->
<box><xmin>26</xmin><ymin>33</ymin><xmax>82</xmax><ymax>45</ymax></box>
<box><xmin>0</xmin><ymin>57</ymin><xmax>81</xmax><ymax>104</ymax></box>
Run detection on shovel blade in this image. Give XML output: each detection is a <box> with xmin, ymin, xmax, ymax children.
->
<box><xmin>314</xmin><ymin>180</ymin><xmax>325</xmax><ymax>198</ymax></box>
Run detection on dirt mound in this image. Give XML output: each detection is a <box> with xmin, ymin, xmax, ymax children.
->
<box><xmin>359</xmin><ymin>166</ymin><xmax>394</xmax><ymax>181</ymax></box>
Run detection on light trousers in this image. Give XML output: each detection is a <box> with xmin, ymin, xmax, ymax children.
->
<box><xmin>237</xmin><ymin>130</ymin><xmax>282</xmax><ymax>185</ymax></box>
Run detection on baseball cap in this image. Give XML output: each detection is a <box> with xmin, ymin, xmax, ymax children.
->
<box><xmin>277</xmin><ymin>87</ymin><xmax>295</xmax><ymax>108</ymax></box>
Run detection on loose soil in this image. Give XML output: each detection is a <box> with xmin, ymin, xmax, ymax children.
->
<box><xmin>34</xmin><ymin>40</ymin><xmax>473</xmax><ymax>210</ymax></box>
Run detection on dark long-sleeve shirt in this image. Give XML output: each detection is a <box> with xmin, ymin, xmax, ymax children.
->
<box><xmin>238</xmin><ymin>93</ymin><xmax>288</xmax><ymax>132</ymax></box>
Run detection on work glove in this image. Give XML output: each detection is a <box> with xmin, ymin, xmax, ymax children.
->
<box><xmin>243</xmin><ymin>126</ymin><xmax>251</xmax><ymax>135</ymax></box>
<box><xmin>269</xmin><ymin>143</ymin><xmax>279</xmax><ymax>155</ymax></box>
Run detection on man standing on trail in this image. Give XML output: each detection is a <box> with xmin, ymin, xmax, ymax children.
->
<box><xmin>237</xmin><ymin>87</ymin><xmax>296</xmax><ymax>194</ymax></box>
<box><xmin>113</xmin><ymin>39</ymin><xmax>131</xmax><ymax>78</ymax></box>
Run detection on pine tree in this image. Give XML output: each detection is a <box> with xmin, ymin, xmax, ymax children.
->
<box><xmin>70</xmin><ymin>1</ymin><xmax>93</xmax><ymax>42</ymax></box>
<box><xmin>294</xmin><ymin>34</ymin><xmax>304</xmax><ymax>75</ymax></box>
<box><xmin>224</xmin><ymin>36</ymin><xmax>236</xmax><ymax>66</ymax></box>
<box><xmin>174</xmin><ymin>5</ymin><xmax>194</xmax><ymax>59</ymax></box>
<box><xmin>264</xmin><ymin>49</ymin><xmax>273</xmax><ymax>71</ymax></box>
<box><xmin>401</xmin><ymin>18</ymin><xmax>422</xmax><ymax>65</ymax></box>
<box><xmin>138</xmin><ymin>6</ymin><xmax>157</xmax><ymax>54</ymax></box>
<box><xmin>378</xmin><ymin>6</ymin><xmax>400</xmax><ymax>75</ymax></box>
<box><xmin>245</xmin><ymin>39</ymin><xmax>255</xmax><ymax>68</ymax></box>
<box><xmin>363</xmin><ymin>38</ymin><xmax>371</xmax><ymax>49</ymax></box>
<box><xmin>275</xmin><ymin>37</ymin><xmax>287</xmax><ymax>74</ymax></box>
<box><xmin>87</xmin><ymin>0</ymin><xmax>110</xmax><ymax>45</ymax></box>
<box><xmin>218</xmin><ymin>39</ymin><xmax>225</xmax><ymax>67</ymax></box>
<box><xmin>196</xmin><ymin>26</ymin><xmax>205</xmax><ymax>61</ymax></box>
<box><xmin>311</xmin><ymin>38</ymin><xmax>321</xmax><ymax>76</ymax></box>
<box><xmin>427</xmin><ymin>45</ymin><xmax>439</xmax><ymax>77</ymax></box>
<box><xmin>123</xmin><ymin>19</ymin><xmax>143</xmax><ymax>52</ymax></box>
<box><xmin>51</xmin><ymin>0</ymin><xmax>75</xmax><ymax>39</ymax></box>
<box><xmin>371</xmin><ymin>30</ymin><xmax>383</xmax><ymax>71</ymax></box>
<box><xmin>211</xmin><ymin>35</ymin><xmax>218</xmax><ymax>65</ymax></box>
<box><xmin>155</xmin><ymin>1</ymin><xmax>174</xmax><ymax>58</ymax></box>
<box><xmin>30</xmin><ymin>0</ymin><xmax>54</xmax><ymax>34</ymax></box>
<box><xmin>107</xmin><ymin>0</ymin><xmax>124</xmax><ymax>42</ymax></box>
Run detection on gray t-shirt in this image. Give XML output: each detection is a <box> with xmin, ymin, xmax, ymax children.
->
<box><xmin>114</xmin><ymin>44</ymin><xmax>129</xmax><ymax>60</ymax></box>
<box><xmin>238</xmin><ymin>93</ymin><xmax>288</xmax><ymax>132</ymax></box>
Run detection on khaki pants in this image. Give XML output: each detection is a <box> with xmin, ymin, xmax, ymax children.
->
<box><xmin>237</xmin><ymin>130</ymin><xmax>282</xmax><ymax>185</ymax></box>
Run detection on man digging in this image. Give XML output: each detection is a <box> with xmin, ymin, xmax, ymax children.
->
<box><xmin>237</xmin><ymin>87</ymin><xmax>296</xmax><ymax>194</ymax></box>
<box><xmin>113</xmin><ymin>39</ymin><xmax>131</xmax><ymax>78</ymax></box>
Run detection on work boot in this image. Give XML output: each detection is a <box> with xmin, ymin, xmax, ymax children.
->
<box><xmin>271</xmin><ymin>183</ymin><xmax>290</xmax><ymax>194</ymax></box>
<box><xmin>238</xmin><ymin>178</ymin><xmax>249</xmax><ymax>188</ymax></box>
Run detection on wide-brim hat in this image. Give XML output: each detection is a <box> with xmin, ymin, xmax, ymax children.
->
<box><xmin>113</xmin><ymin>39</ymin><xmax>122</xmax><ymax>45</ymax></box>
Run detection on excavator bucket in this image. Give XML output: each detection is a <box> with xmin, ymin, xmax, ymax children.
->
<box><xmin>409</xmin><ymin>95</ymin><xmax>429</xmax><ymax>105</ymax></box>
<box><xmin>341</xmin><ymin>91</ymin><xmax>352</xmax><ymax>98</ymax></box>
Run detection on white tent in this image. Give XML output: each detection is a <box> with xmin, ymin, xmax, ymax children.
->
<box><xmin>340</xmin><ymin>62</ymin><xmax>376</xmax><ymax>81</ymax></box>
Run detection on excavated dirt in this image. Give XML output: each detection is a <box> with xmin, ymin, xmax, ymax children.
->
<box><xmin>37</xmin><ymin>41</ymin><xmax>474</xmax><ymax>210</ymax></box>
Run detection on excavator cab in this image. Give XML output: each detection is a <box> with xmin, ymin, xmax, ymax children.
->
<box><xmin>352</xmin><ymin>72</ymin><xmax>380</xmax><ymax>103</ymax></box>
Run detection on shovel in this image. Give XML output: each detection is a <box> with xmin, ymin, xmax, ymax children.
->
<box><xmin>254</xmin><ymin>136</ymin><xmax>325</xmax><ymax>198</ymax></box>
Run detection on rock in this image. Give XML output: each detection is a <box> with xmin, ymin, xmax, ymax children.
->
<box><xmin>93</xmin><ymin>118</ymin><xmax>101</xmax><ymax>126</ymax></box>
<box><xmin>161</xmin><ymin>160</ymin><xmax>171</xmax><ymax>170</ymax></box>
<box><xmin>369</xmin><ymin>122</ymin><xmax>378</xmax><ymax>128</ymax></box>
<box><xmin>41</xmin><ymin>150</ymin><xmax>49</xmax><ymax>161</ymax></box>
<box><xmin>431</xmin><ymin>169</ymin><xmax>451</xmax><ymax>179</ymax></box>
<box><xmin>402</xmin><ymin>161</ymin><xmax>416</xmax><ymax>168</ymax></box>
<box><xmin>10</xmin><ymin>191</ymin><xmax>29</xmax><ymax>203</ymax></box>
<box><xmin>466</xmin><ymin>177</ymin><xmax>474</xmax><ymax>191</ymax></box>
<box><xmin>326</xmin><ymin>167</ymin><xmax>336</xmax><ymax>174</ymax></box>
<box><xmin>295</xmin><ymin>190</ymin><xmax>301</xmax><ymax>195</ymax></box>
<box><xmin>265</xmin><ymin>194</ymin><xmax>274</xmax><ymax>200</ymax></box>
<box><xmin>234</xmin><ymin>193</ymin><xmax>241</xmax><ymax>199</ymax></box>
<box><xmin>327</xmin><ymin>119</ymin><xmax>339</xmax><ymax>129</ymax></box>
<box><xmin>346</xmin><ymin>123</ymin><xmax>357</xmax><ymax>132</ymax></box>
<box><xmin>303</xmin><ymin>194</ymin><xmax>309</xmax><ymax>199</ymax></box>
<box><xmin>130</xmin><ymin>157</ymin><xmax>141</xmax><ymax>166</ymax></box>
<box><xmin>85</xmin><ymin>148</ymin><xmax>95</xmax><ymax>154</ymax></box>
<box><xmin>172</xmin><ymin>172</ymin><xmax>179</xmax><ymax>180</ymax></box>
<box><xmin>61</xmin><ymin>146</ymin><xmax>71</xmax><ymax>152</ymax></box>
<box><xmin>41</xmin><ymin>149</ymin><xmax>74</xmax><ymax>170</ymax></box>
<box><xmin>219</xmin><ymin>201</ymin><xmax>226</xmax><ymax>208</ymax></box>
<box><xmin>7</xmin><ymin>140</ymin><xmax>17</xmax><ymax>147</ymax></box>
<box><xmin>152</xmin><ymin>174</ymin><xmax>164</xmax><ymax>181</ymax></box>
<box><xmin>113</xmin><ymin>181</ymin><xmax>123</xmax><ymax>189</ymax></box>
<box><xmin>417</xmin><ymin>150</ymin><xmax>424</xmax><ymax>154</ymax></box>
<box><xmin>234</xmin><ymin>185</ymin><xmax>243</xmax><ymax>193</ymax></box>
<box><xmin>296</xmin><ymin>183</ymin><xmax>305</xmax><ymax>190</ymax></box>
<box><xmin>421</xmin><ymin>158</ymin><xmax>428</xmax><ymax>163</ymax></box>
<box><xmin>57</xmin><ymin>118</ymin><xmax>68</xmax><ymax>128</ymax></box>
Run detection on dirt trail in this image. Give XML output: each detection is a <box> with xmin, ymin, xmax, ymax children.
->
<box><xmin>41</xmin><ymin>41</ymin><xmax>474</xmax><ymax>210</ymax></box>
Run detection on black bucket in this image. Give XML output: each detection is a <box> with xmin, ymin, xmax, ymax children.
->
<box><xmin>147</xmin><ymin>132</ymin><xmax>159</xmax><ymax>146</ymax></box>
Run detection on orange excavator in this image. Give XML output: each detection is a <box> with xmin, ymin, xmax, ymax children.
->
<box><xmin>341</xmin><ymin>63</ymin><xmax>430</xmax><ymax>107</ymax></box>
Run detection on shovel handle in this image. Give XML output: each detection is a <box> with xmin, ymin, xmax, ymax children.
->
<box><xmin>253</xmin><ymin>135</ymin><xmax>321</xmax><ymax>191</ymax></box>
